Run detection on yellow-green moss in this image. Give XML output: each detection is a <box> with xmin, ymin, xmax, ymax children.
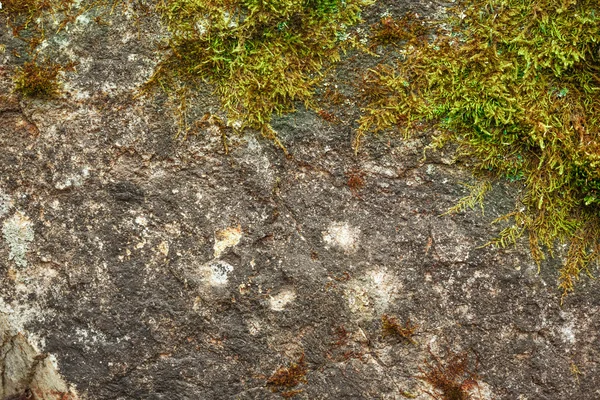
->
<box><xmin>357</xmin><ymin>0</ymin><xmax>600</xmax><ymax>298</ymax></box>
<box><xmin>147</xmin><ymin>0</ymin><xmax>372</xmax><ymax>145</ymax></box>
<box><xmin>1</xmin><ymin>0</ymin><xmax>78</xmax><ymax>99</ymax></box>
<box><xmin>13</xmin><ymin>58</ymin><xmax>74</xmax><ymax>98</ymax></box>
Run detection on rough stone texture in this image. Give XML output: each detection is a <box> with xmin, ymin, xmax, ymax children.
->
<box><xmin>1</xmin><ymin>1</ymin><xmax>600</xmax><ymax>400</ymax></box>
<box><xmin>0</xmin><ymin>314</ymin><xmax>77</xmax><ymax>399</ymax></box>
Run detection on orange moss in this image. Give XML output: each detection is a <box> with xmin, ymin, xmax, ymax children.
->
<box><xmin>381</xmin><ymin>314</ymin><xmax>418</xmax><ymax>343</ymax></box>
<box><xmin>266</xmin><ymin>354</ymin><xmax>308</xmax><ymax>395</ymax></box>
<box><xmin>418</xmin><ymin>350</ymin><xmax>480</xmax><ymax>400</ymax></box>
<box><xmin>370</xmin><ymin>12</ymin><xmax>430</xmax><ymax>48</ymax></box>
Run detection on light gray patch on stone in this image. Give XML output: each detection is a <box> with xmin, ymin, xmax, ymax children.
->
<box><xmin>269</xmin><ymin>288</ymin><xmax>296</xmax><ymax>311</ymax></box>
<box><xmin>2</xmin><ymin>212</ymin><xmax>34</xmax><ymax>268</ymax></box>
<box><xmin>0</xmin><ymin>189</ymin><xmax>11</xmax><ymax>218</ymax></box>
<box><xmin>323</xmin><ymin>221</ymin><xmax>360</xmax><ymax>254</ymax></box>
<box><xmin>0</xmin><ymin>313</ymin><xmax>79</xmax><ymax>399</ymax></box>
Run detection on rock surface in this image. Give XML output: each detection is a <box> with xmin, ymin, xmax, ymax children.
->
<box><xmin>1</xmin><ymin>1</ymin><xmax>599</xmax><ymax>399</ymax></box>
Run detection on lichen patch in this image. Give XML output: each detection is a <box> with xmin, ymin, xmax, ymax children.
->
<box><xmin>269</xmin><ymin>289</ymin><xmax>297</xmax><ymax>311</ymax></box>
<box><xmin>345</xmin><ymin>269</ymin><xmax>401</xmax><ymax>317</ymax></box>
<box><xmin>157</xmin><ymin>241</ymin><xmax>169</xmax><ymax>257</ymax></box>
<box><xmin>2</xmin><ymin>212</ymin><xmax>34</xmax><ymax>268</ymax></box>
<box><xmin>323</xmin><ymin>222</ymin><xmax>360</xmax><ymax>254</ymax></box>
<box><xmin>207</xmin><ymin>260</ymin><xmax>234</xmax><ymax>286</ymax></box>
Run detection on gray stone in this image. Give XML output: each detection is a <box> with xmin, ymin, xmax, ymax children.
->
<box><xmin>0</xmin><ymin>1</ymin><xmax>599</xmax><ymax>399</ymax></box>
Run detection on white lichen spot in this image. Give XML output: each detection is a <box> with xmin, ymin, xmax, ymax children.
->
<box><xmin>323</xmin><ymin>222</ymin><xmax>360</xmax><ymax>254</ymax></box>
<box><xmin>195</xmin><ymin>19</ymin><xmax>209</xmax><ymax>36</ymax></box>
<box><xmin>2</xmin><ymin>212</ymin><xmax>34</xmax><ymax>268</ymax></box>
<box><xmin>345</xmin><ymin>269</ymin><xmax>401</xmax><ymax>317</ymax></box>
<box><xmin>207</xmin><ymin>260</ymin><xmax>234</xmax><ymax>286</ymax></box>
<box><xmin>54</xmin><ymin>167</ymin><xmax>90</xmax><ymax>190</ymax></box>
<box><xmin>222</xmin><ymin>11</ymin><xmax>238</xmax><ymax>28</ymax></box>
<box><xmin>560</xmin><ymin>321</ymin><xmax>576</xmax><ymax>344</ymax></box>
<box><xmin>75</xmin><ymin>326</ymin><xmax>108</xmax><ymax>351</ymax></box>
<box><xmin>213</xmin><ymin>225</ymin><xmax>242</xmax><ymax>258</ymax></box>
<box><xmin>75</xmin><ymin>13</ymin><xmax>91</xmax><ymax>25</ymax></box>
<box><xmin>229</xmin><ymin>119</ymin><xmax>243</xmax><ymax>130</ymax></box>
<box><xmin>135</xmin><ymin>215</ymin><xmax>148</xmax><ymax>226</ymax></box>
<box><xmin>0</xmin><ymin>189</ymin><xmax>12</xmax><ymax>218</ymax></box>
<box><xmin>269</xmin><ymin>289</ymin><xmax>296</xmax><ymax>311</ymax></box>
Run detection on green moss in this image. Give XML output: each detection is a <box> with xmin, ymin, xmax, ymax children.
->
<box><xmin>147</xmin><ymin>0</ymin><xmax>372</xmax><ymax>146</ymax></box>
<box><xmin>13</xmin><ymin>58</ymin><xmax>74</xmax><ymax>98</ymax></box>
<box><xmin>0</xmin><ymin>0</ymin><xmax>55</xmax><ymax>16</ymax></box>
<box><xmin>0</xmin><ymin>0</ymin><xmax>74</xmax><ymax>36</ymax></box>
<box><xmin>357</xmin><ymin>0</ymin><xmax>600</xmax><ymax>298</ymax></box>
<box><xmin>1</xmin><ymin>0</ymin><xmax>78</xmax><ymax>98</ymax></box>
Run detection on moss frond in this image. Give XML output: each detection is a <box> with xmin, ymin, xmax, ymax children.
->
<box><xmin>381</xmin><ymin>314</ymin><xmax>418</xmax><ymax>344</ymax></box>
<box><xmin>443</xmin><ymin>180</ymin><xmax>492</xmax><ymax>215</ymax></box>
<box><xmin>418</xmin><ymin>350</ymin><xmax>480</xmax><ymax>400</ymax></box>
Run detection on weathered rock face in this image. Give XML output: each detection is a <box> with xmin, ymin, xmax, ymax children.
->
<box><xmin>1</xmin><ymin>1</ymin><xmax>600</xmax><ymax>400</ymax></box>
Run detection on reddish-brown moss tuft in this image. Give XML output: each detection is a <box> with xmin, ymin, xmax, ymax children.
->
<box><xmin>266</xmin><ymin>354</ymin><xmax>308</xmax><ymax>396</ymax></box>
<box><xmin>381</xmin><ymin>314</ymin><xmax>418</xmax><ymax>344</ymax></box>
<box><xmin>418</xmin><ymin>350</ymin><xmax>480</xmax><ymax>400</ymax></box>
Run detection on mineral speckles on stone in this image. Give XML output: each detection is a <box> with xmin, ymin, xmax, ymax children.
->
<box><xmin>345</xmin><ymin>285</ymin><xmax>371</xmax><ymax>315</ymax></box>
<box><xmin>430</xmin><ymin>220</ymin><xmax>471</xmax><ymax>262</ymax></box>
<box><xmin>135</xmin><ymin>215</ymin><xmax>148</xmax><ymax>226</ymax></box>
<box><xmin>322</xmin><ymin>222</ymin><xmax>360</xmax><ymax>254</ymax></box>
<box><xmin>2</xmin><ymin>212</ymin><xmax>34</xmax><ymax>268</ymax></box>
<box><xmin>53</xmin><ymin>167</ymin><xmax>91</xmax><ymax>191</ymax></box>
<box><xmin>213</xmin><ymin>225</ymin><xmax>242</xmax><ymax>258</ymax></box>
<box><xmin>157</xmin><ymin>241</ymin><xmax>169</xmax><ymax>257</ymax></box>
<box><xmin>559</xmin><ymin>311</ymin><xmax>577</xmax><ymax>345</ymax></box>
<box><xmin>269</xmin><ymin>289</ymin><xmax>297</xmax><ymax>311</ymax></box>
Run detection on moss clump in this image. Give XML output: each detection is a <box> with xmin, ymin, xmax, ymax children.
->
<box><xmin>0</xmin><ymin>0</ymin><xmax>50</xmax><ymax>15</ymax></box>
<box><xmin>357</xmin><ymin>0</ymin><xmax>600</xmax><ymax>297</ymax></box>
<box><xmin>149</xmin><ymin>0</ymin><xmax>372</xmax><ymax>145</ymax></box>
<box><xmin>13</xmin><ymin>58</ymin><xmax>73</xmax><ymax>98</ymax></box>
<box><xmin>1</xmin><ymin>0</ymin><xmax>79</xmax><ymax>99</ymax></box>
